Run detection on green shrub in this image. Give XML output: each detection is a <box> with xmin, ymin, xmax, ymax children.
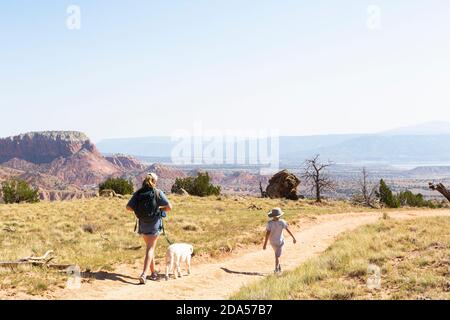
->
<box><xmin>376</xmin><ymin>181</ymin><xmax>437</xmax><ymax>209</ymax></box>
<box><xmin>1</xmin><ymin>179</ymin><xmax>40</xmax><ymax>204</ymax></box>
<box><xmin>377</xmin><ymin>179</ymin><xmax>400</xmax><ymax>208</ymax></box>
<box><xmin>171</xmin><ymin>172</ymin><xmax>221</xmax><ymax>197</ymax></box>
<box><xmin>171</xmin><ymin>177</ymin><xmax>194</xmax><ymax>194</ymax></box>
<box><xmin>99</xmin><ymin>178</ymin><xmax>134</xmax><ymax>195</ymax></box>
<box><xmin>398</xmin><ymin>190</ymin><xmax>436</xmax><ymax>208</ymax></box>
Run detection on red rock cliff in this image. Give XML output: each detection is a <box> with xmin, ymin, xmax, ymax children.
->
<box><xmin>0</xmin><ymin>131</ymin><xmax>99</xmax><ymax>164</ymax></box>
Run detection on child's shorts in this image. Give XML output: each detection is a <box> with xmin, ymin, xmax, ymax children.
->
<box><xmin>271</xmin><ymin>242</ymin><xmax>284</xmax><ymax>258</ymax></box>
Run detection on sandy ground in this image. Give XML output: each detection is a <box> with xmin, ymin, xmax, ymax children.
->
<box><xmin>33</xmin><ymin>209</ymin><xmax>450</xmax><ymax>299</ymax></box>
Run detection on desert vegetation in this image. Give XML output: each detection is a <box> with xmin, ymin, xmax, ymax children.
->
<box><xmin>99</xmin><ymin>178</ymin><xmax>134</xmax><ymax>196</ymax></box>
<box><xmin>301</xmin><ymin>155</ymin><xmax>335</xmax><ymax>203</ymax></box>
<box><xmin>352</xmin><ymin>168</ymin><xmax>378</xmax><ymax>208</ymax></box>
<box><xmin>376</xmin><ymin>179</ymin><xmax>440</xmax><ymax>209</ymax></box>
<box><xmin>232</xmin><ymin>216</ymin><xmax>450</xmax><ymax>300</ymax></box>
<box><xmin>0</xmin><ymin>196</ymin><xmax>374</xmax><ymax>296</ymax></box>
<box><xmin>1</xmin><ymin>179</ymin><xmax>40</xmax><ymax>204</ymax></box>
<box><xmin>171</xmin><ymin>172</ymin><xmax>221</xmax><ymax>197</ymax></box>
<box><xmin>350</xmin><ymin>168</ymin><xmax>445</xmax><ymax>209</ymax></box>
<box><xmin>377</xmin><ymin>179</ymin><xmax>401</xmax><ymax>208</ymax></box>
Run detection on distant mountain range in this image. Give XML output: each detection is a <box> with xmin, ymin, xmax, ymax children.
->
<box><xmin>381</xmin><ymin>121</ymin><xmax>450</xmax><ymax>136</ymax></box>
<box><xmin>97</xmin><ymin>122</ymin><xmax>450</xmax><ymax>165</ymax></box>
<box><xmin>282</xmin><ymin>134</ymin><xmax>450</xmax><ymax>165</ymax></box>
<box><xmin>2</xmin><ymin>125</ymin><xmax>450</xmax><ymax>201</ymax></box>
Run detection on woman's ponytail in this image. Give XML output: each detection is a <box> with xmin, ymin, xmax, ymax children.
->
<box><xmin>142</xmin><ymin>175</ymin><xmax>157</xmax><ymax>189</ymax></box>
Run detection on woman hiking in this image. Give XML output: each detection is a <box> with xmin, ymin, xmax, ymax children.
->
<box><xmin>126</xmin><ymin>173</ymin><xmax>172</xmax><ymax>284</ymax></box>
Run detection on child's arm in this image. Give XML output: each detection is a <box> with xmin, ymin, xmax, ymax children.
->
<box><xmin>286</xmin><ymin>227</ymin><xmax>297</xmax><ymax>244</ymax></box>
<box><xmin>263</xmin><ymin>230</ymin><xmax>270</xmax><ymax>250</ymax></box>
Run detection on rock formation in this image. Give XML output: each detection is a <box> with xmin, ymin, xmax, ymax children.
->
<box><xmin>39</xmin><ymin>189</ymin><xmax>95</xmax><ymax>201</ymax></box>
<box><xmin>42</xmin><ymin>149</ymin><xmax>120</xmax><ymax>186</ymax></box>
<box><xmin>0</xmin><ymin>131</ymin><xmax>99</xmax><ymax>164</ymax></box>
<box><xmin>265</xmin><ymin>169</ymin><xmax>300</xmax><ymax>200</ymax></box>
<box><xmin>1</xmin><ymin>158</ymin><xmax>40</xmax><ymax>172</ymax></box>
<box><xmin>0</xmin><ymin>131</ymin><xmax>290</xmax><ymax>200</ymax></box>
<box><xmin>173</xmin><ymin>187</ymin><xmax>189</xmax><ymax>196</ymax></box>
<box><xmin>105</xmin><ymin>154</ymin><xmax>147</xmax><ymax>171</ymax></box>
<box><xmin>129</xmin><ymin>163</ymin><xmax>187</xmax><ymax>192</ymax></box>
<box><xmin>0</xmin><ymin>166</ymin><xmax>22</xmax><ymax>181</ymax></box>
<box><xmin>99</xmin><ymin>189</ymin><xmax>117</xmax><ymax>198</ymax></box>
<box><xmin>0</xmin><ymin>131</ymin><xmax>125</xmax><ymax>200</ymax></box>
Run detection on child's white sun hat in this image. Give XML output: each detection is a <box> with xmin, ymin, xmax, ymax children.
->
<box><xmin>267</xmin><ymin>207</ymin><xmax>285</xmax><ymax>218</ymax></box>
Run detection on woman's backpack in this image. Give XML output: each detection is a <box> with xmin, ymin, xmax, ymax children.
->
<box><xmin>134</xmin><ymin>188</ymin><xmax>160</xmax><ymax>221</ymax></box>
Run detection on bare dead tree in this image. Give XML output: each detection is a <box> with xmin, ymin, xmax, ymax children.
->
<box><xmin>301</xmin><ymin>155</ymin><xmax>335</xmax><ymax>202</ymax></box>
<box><xmin>259</xmin><ymin>181</ymin><xmax>267</xmax><ymax>198</ymax></box>
<box><xmin>429</xmin><ymin>182</ymin><xmax>450</xmax><ymax>202</ymax></box>
<box><xmin>353</xmin><ymin>167</ymin><xmax>378</xmax><ymax>208</ymax></box>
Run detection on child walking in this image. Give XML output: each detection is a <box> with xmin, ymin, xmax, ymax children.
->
<box><xmin>263</xmin><ymin>207</ymin><xmax>297</xmax><ymax>273</ymax></box>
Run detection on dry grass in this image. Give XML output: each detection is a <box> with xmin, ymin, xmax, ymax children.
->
<box><xmin>0</xmin><ymin>196</ymin><xmax>372</xmax><ymax>296</ymax></box>
<box><xmin>232</xmin><ymin>216</ymin><xmax>450</xmax><ymax>300</ymax></box>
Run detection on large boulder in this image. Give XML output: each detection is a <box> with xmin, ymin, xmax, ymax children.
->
<box><xmin>266</xmin><ymin>170</ymin><xmax>300</xmax><ymax>200</ymax></box>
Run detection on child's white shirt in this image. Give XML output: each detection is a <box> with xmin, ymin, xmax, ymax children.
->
<box><xmin>266</xmin><ymin>219</ymin><xmax>288</xmax><ymax>246</ymax></box>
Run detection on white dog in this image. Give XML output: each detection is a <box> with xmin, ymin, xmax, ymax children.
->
<box><xmin>165</xmin><ymin>243</ymin><xmax>194</xmax><ymax>280</ymax></box>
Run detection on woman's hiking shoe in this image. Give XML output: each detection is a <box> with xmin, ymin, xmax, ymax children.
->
<box><xmin>150</xmin><ymin>272</ymin><xmax>158</xmax><ymax>281</ymax></box>
<box><xmin>138</xmin><ymin>274</ymin><xmax>147</xmax><ymax>285</ymax></box>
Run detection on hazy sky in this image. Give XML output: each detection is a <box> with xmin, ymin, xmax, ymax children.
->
<box><xmin>1</xmin><ymin>1</ymin><xmax>450</xmax><ymax>142</ymax></box>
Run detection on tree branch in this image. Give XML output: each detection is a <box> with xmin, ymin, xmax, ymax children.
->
<box><xmin>429</xmin><ymin>182</ymin><xmax>450</xmax><ymax>202</ymax></box>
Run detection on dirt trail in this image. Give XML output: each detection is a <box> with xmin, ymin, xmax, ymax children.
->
<box><xmin>56</xmin><ymin>209</ymin><xmax>450</xmax><ymax>300</ymax></box>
